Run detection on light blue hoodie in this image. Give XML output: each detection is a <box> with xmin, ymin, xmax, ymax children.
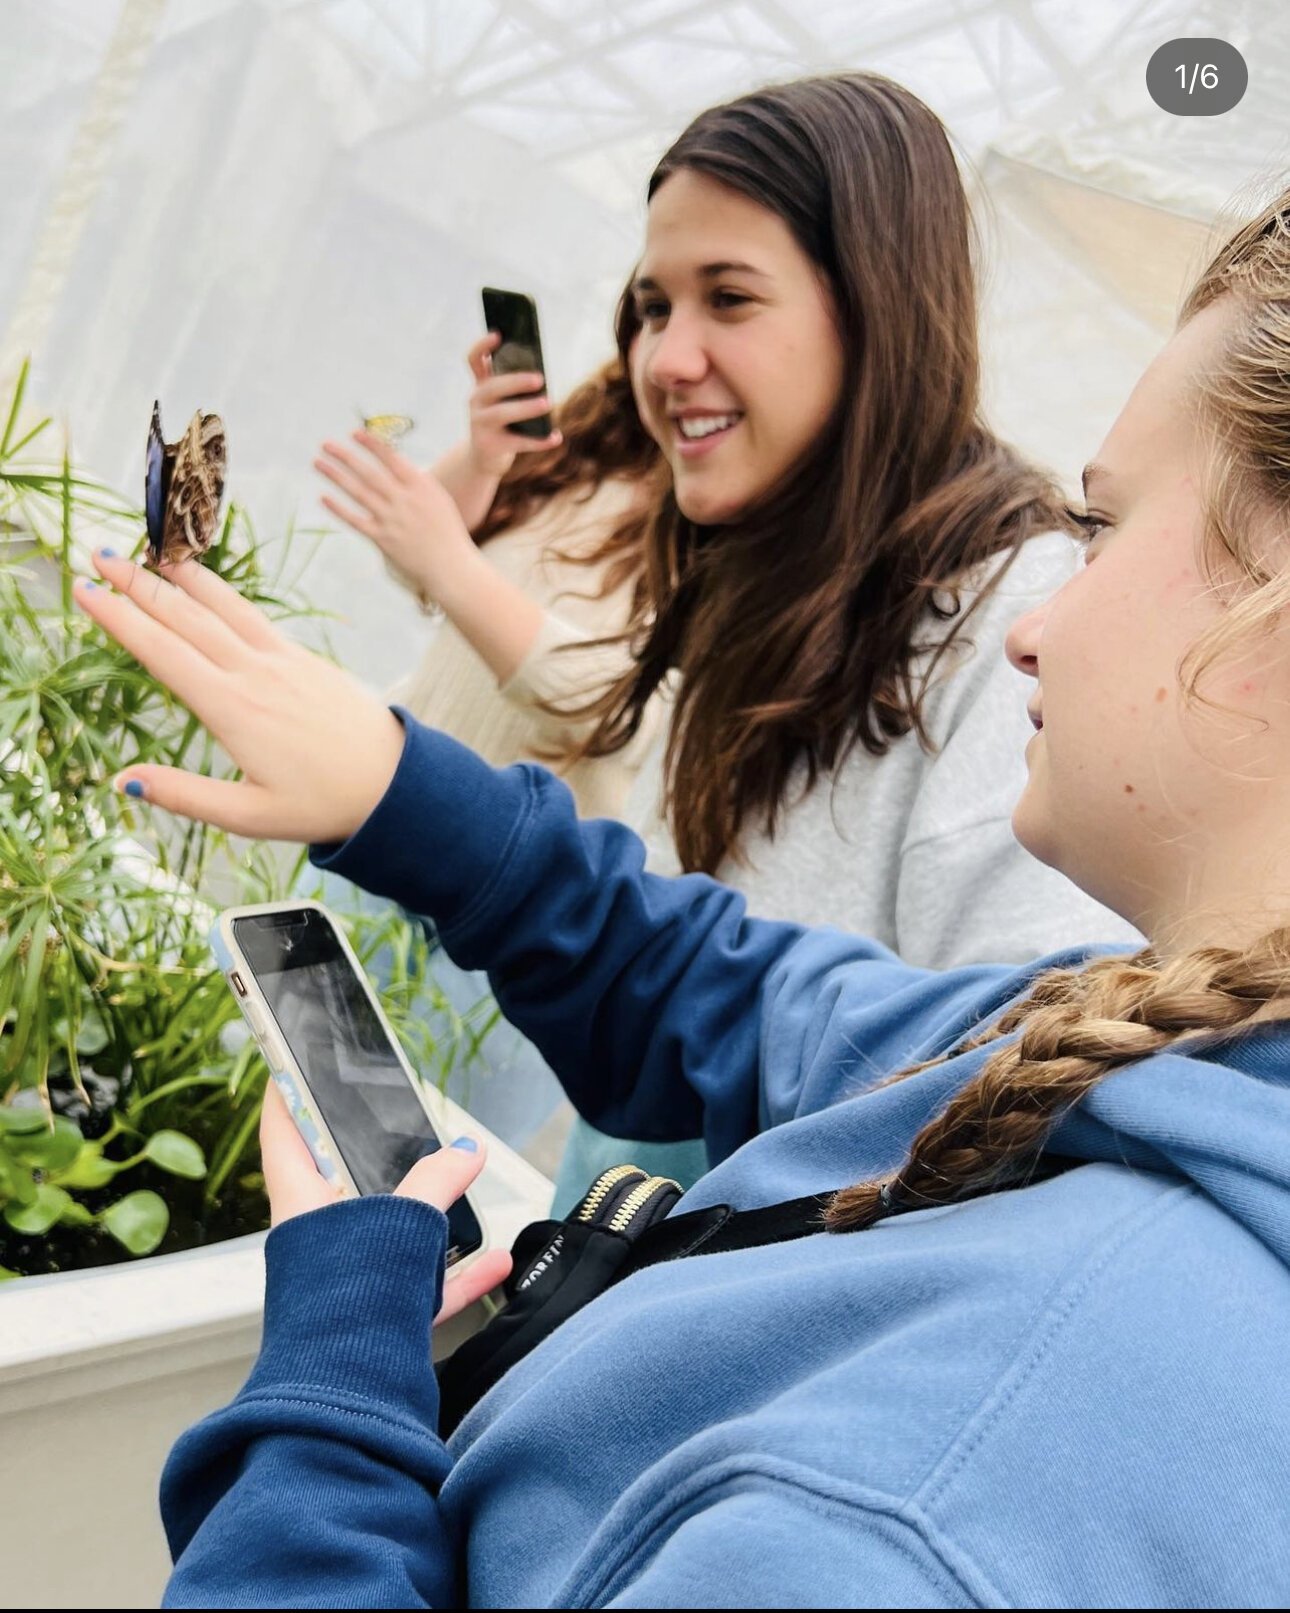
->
<box><xmin>162</xmin><ymin>720</ymin><xmax>1290</xmax><ymax>1607</ymax></box>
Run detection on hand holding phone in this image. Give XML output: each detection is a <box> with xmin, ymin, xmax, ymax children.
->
<box><xmin>258</xmin><ymin>1083</ymin><xmax>512</xmax><ymax>1319</ymax></box>
<box><xmin>212</xmin><ymin>901</ymin><xmax>486</xmax><ymax>1268</ymax></box>
<box><xmin>480</xmin><ymin>288</ymin><xmax>556</xmax><ymax>444</ymax></box>
<box><xmin>465</xmin><ymin>333</ymin><xmax>562</xmax><ymax>479</ymax></box>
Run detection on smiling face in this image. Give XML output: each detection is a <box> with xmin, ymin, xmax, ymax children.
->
<box><xmin>628</xmin><ymin>169</ymin><xmax>845</xmax><ymax>526</ymax></box>
<box><xmin>1006</xmin><ymin>298</ymin><xmax>1290</xmax><ymax>949</ymax></box>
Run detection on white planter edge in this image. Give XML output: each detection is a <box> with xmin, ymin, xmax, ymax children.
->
<box><xmin>0</xmin><ymin>1091</ymin><xmax>554</xmax><ymax>1410</ymax></box>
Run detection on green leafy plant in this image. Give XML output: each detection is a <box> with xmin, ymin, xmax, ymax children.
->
<box><xmin>0</xmin><ymin>361</ymin><xmax>497</xmax><ymax>1278</ymax></box>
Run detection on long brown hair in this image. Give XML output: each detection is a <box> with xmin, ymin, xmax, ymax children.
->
<box><xmin>476</xmin><ymin>355</ymin><xmax>659</xmax><ymax>602</ymax></box>
<box><xmin>572</xmin><ymin>73</ymin><xmax>1073</xmax><ymax>874</ymax></box>
<box><xmin>828</xmin><ymin>182</ymin><xmax>1290</xmax><ymax>1233</ymax></box>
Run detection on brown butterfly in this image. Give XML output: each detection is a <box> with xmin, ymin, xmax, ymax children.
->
<box><xmin>145</xmin><ymin>401</ymin><xmax>226</xmax><ymax>567</ymax></box>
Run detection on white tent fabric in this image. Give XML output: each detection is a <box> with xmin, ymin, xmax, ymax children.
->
<box><xmin>4</xmin><ymin>0</ymin><xmax>1286</xmax><ymax>691</ymax></box>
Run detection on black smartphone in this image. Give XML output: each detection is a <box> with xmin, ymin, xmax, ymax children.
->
<box><xmin>214</xmin><ymin>902</ymin><xmax>486</xmax><ymax>1267</ymax></box>
<box><xmin>481</xmin><ymin>286</ymin><xmax>553</xmax><ymax>439</ymax></box>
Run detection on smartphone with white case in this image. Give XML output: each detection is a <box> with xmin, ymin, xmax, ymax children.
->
<box><xmin>210</xmin><ymin>900</ymin><xmax>485</xmax><ymax>1267</ymax></box>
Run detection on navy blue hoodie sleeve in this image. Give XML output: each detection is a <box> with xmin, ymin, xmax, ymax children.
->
<box><xmin>313</xmin><ymin>716</ymin><xmax>835</xmax><ymax>1161</ymax></box>
<box><xmin>161</xmin><ymin>1196</ymin><xmax>453</xmax><ymax>1609</ymax></box>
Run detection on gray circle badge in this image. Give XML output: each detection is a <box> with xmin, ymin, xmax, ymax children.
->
<box><xmin>1147</xmin><ymin>38</ymin><xmax>1248</xmax><ymax>116</ymax></box>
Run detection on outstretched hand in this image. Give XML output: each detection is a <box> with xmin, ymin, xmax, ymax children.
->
<box><xmin>75</xmin><ymin>551</ymin><xmax>405</xmax><ymax>843</ymax></box>
<box><xmin>315</xmin><ymin>430</ymin><xmax>478</xmax><ymax>603</ymax></box>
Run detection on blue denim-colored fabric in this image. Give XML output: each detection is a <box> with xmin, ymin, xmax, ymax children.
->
<box><xmin>160</xmin><ymin>718</ymin><xmax>1290</xmax><ymax>1608</ymax></box>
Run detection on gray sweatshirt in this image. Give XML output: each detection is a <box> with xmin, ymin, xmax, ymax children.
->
<box><xmin>626</xmin><ymin>531</ymin><xmax>1142</xmax><ymax>966</ymax></box>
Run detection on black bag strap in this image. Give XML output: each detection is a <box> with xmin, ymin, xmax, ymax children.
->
<box><xmin>623</xmin><ymin>1191</ymin><xmax>833</xmax><ymax>1271</ymax></box>
<box><xmin>436</xmin><ymin>1188</ymin><xmax>828</xmax><ymax>1437</ymax></box>
<box><xmin>610</xmin><ymin>1149</ymin><xmax>1083</xmax><ymax>1273</ymax></box>
<box><xmin>437</xmin><ymin>1153</ymin><xmax>1085</xmax><ymax>1438</ymax></box>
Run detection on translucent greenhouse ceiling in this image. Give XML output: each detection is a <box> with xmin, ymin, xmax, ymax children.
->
<box><xmin>2</xmin><ymin>0</ymin><xmax>1287</xmax><ymax>689</ymax></box>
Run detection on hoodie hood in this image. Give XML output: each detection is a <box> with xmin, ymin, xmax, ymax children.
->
<box><xmin>1050</xmin><ymin>1022</ymin><xmax>1290</xmax><ymax>1267</ymax></box>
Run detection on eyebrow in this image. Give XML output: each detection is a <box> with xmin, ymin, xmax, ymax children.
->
<box><xmin>632</xmin><ymin>262</ymin><xmax>770</xmax><ymax>292</ymax></box>
<box><xmin>1081</xmin><ymin>462</ymin><xmax>1111</xmax><ymax>499</ymax></box>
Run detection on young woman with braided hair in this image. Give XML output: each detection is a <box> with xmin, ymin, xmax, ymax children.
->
<box><xmin>829</xmin><ymin>196</ymin><xmax>1290</xmax><ymax>1231</ymax></box>
<box><xmin>82</xmin><ymin>186</ymin><xmax>1290</xmax><ymax>1606</ymax></box>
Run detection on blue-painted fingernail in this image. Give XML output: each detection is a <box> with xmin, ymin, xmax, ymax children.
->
<box><xmin>450</xmin><ymin>1135</ymin><xmax>478</xmax><ymax>1153</ymax></box>
<box><xmin>123</xmin><ymin>779</ymin><xmax>145</xmax><ymax>799</ymax></box>
<box><xmin>98</xmin><ymin>547</ymin><xmax>117</xmax><ymax>558</ymax></box>
<box><xmin>77</xmin><ymin>575</ymin><xmax>100</xmax><ymax>589</ymax></box>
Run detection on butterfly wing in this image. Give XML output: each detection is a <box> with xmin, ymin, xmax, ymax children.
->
<box><xmin>159</xmin><ymin>411</ymin><xmax>226</xmax><ymax>566</ymax></box>
<box><xmin>144</xmin><ymin>402</ymin><xmax>174</xmax><ymax>566</ymax></box>
<box><xmin>362</xmin><ymin>413</ymin><xmax>414</xmax><ymax>445</ymax></box>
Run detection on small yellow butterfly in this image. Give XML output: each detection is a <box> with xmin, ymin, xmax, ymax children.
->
<box><xmin>360</xmin><ymin>412</ymin><xmax>414</xmax><ymax>445</ymax></box>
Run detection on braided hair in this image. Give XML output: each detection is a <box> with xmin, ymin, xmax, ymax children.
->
<box><xmin>828</xmin><ymin>935</ymin><xmax>1290</xmax><ymax>1229</ymax></box>
<box><xmin>828</xmin><ymin>183</ymin><xmax>1290</xmax><ymax>1233</ymax></box>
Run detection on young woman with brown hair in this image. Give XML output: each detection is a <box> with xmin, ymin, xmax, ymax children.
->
<box><xmin>555</xmin><ymin>73</ymin><xmax>1138</xmax><ymax>1196</ymax></box>
<box><xmin>589</xmin><ymin>75</ymin><xmax>1124</xmax><ymax>936</ymax></box>
<box><xmin>324</xmin><ymin>74</ymin><xmax>1138</xmax><ymax>1202</ymax></box>
<box><xmin>328</xmin><ymin>74</ymin><xmax>1131</xmax><ymax>958</ymax></box>
<box><xmin>82</xmin><ymin>178</ymin><xmax>1290</xmax><ymax>1606</ymax></box>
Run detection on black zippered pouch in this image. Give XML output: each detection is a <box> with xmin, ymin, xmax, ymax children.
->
<box><xmin>436</xmin><ymin>1150</ymin><xmax>1085</xmax><ymax>1438</ymax></box>
<box><xmin>436</xmin><ymin>1165</ymin><xmax>831</xmax><ymax>1437</ymax></box>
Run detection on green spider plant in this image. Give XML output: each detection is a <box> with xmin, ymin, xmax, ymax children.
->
<box><xmin>0</xmin><ymin>361</ymin><xmax>497</xmax><ymax>1277</ymax></box>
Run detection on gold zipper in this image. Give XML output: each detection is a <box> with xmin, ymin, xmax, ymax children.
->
<box><xmin>575</xmin><ymin>1164</ymin><xmax>645</xmax><ymax>1223</ymax></box>
<box><xmin>608</xmin><ymin>1175</ymin><xmax>682</xmax><ymax>1234</ymax></box>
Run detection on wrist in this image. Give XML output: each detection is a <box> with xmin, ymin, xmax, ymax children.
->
<box><xmin>246</xmin><ymin>1195</ymin><xmax>447</xmax><ymax>1411</ymax></box>
<box><xmin>403</xmin><ymin>499</ymin><xmax>482</xmax><ymax>610</ymax></box>
<box><xmin>466</xmin><ymin>444</ymin><xmax>512</xmax><ymax>485</ymax></box>
<box><xmin>429</xmin><ymin>538</ymin><xmax>491</xmax><ymax>620</ymax></box>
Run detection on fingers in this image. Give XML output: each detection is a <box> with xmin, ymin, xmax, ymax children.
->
<box><xmin>467</xmin><ymin>332</ymin><xmax>500</xmax><ymax>381</ymax></box>
<box><xmin>437</xmin><ymin>1247</ymin><xmax>512</xmax><ymax>1325</ymax></box>
<box><xmin>263</xmin><ymin>1091</ymin><xmax>507</xmax><ymax>1313</ymax></box>
<box><xmin>514</xmin><ymin>429</ymin><xmax>563</xmax><ymax>455</ymax></box>
<box><xmin>81</xmin><ymin>547</ymin><xmax>408</xmax><ymax>846</ymax></box>
<box><xmin>260</xmin><ymin>1080</ymin><xmax>341</xmax><ymax>1227</ymax></box>
<box><xmin>319</xmin><ymin>493</ymin><xmax>379</xmax><ymax>541</ymax></box>
<box><xmin>394</xmin><ymin>1135</ymin><xmax>487</xmax><ymax>1214</ymax></box>
<box><xmin>413</xmin><ymin>1133</ymin><xmax>508</xmax><ymax>1325</ymax></box>
<box><xmin>89</xmin><ymin>550</ymin><xmax>257</xmax><ymax>673</ymax></box>
<box><xmin>353</xmin><ymin>428</ymin><xmax>417</xmax><ymax>480</ymax></box>
<box><xmin>317</xmin><ymin>437</ymin><xmax>397</xmax><ymax>503</ymax></box>
<box><xmin>110</xmin><ymin>765</ymin><xmax>281</xmax><ymax>837</ymax></box>
<box><xmin>75</xmin><ymin>567</ymin><xmax>233</xmax><ymax>734</ymax></box>
<box><xmin>477</xmin><ymin>393</ymin><xmax>556</xmax><ymax>428</ymax></box>
<box><xmin>155</xmin><ymin>556</ymin><xmax>286</xmax><ymax>655</ymax></box>
<box><xmin>470</xmin><ymin>371</ymin><xmax>546</xmax><ymax>408</ymax></box>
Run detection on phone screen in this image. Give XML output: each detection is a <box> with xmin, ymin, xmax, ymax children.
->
<box><xmin>233</xmin><ymin>909</ymin><xmax>483</xmax><ymax>1261</ymax></box>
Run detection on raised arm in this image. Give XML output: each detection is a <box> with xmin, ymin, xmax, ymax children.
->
<box><xmin>416</xmin><ymin>331</ymin><xmax>564</xmax><ymax>538</ymax></box>
<box><xmin>77</xmin><ymin>555</ymin><xmax>1012</xmax><ymax>1159</ymax></box>
<box><xmin>317</xmin><ymin>715</ymin><xmax>804</xmax><ymax>1156</ymax></box>
<box><xmin>496</xmin><ymin>599</ymin><xmax>662</xmax><ymax>756</ymax></box>
<box><xmin>316</xmin><ymin>428</ymin><xmax>552</xmax><ymax>684</ymax></box>
<box><xmin>429</xmin><ymin>436</ymin><xmax>504</xmax><ymax>538</ymax></box>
